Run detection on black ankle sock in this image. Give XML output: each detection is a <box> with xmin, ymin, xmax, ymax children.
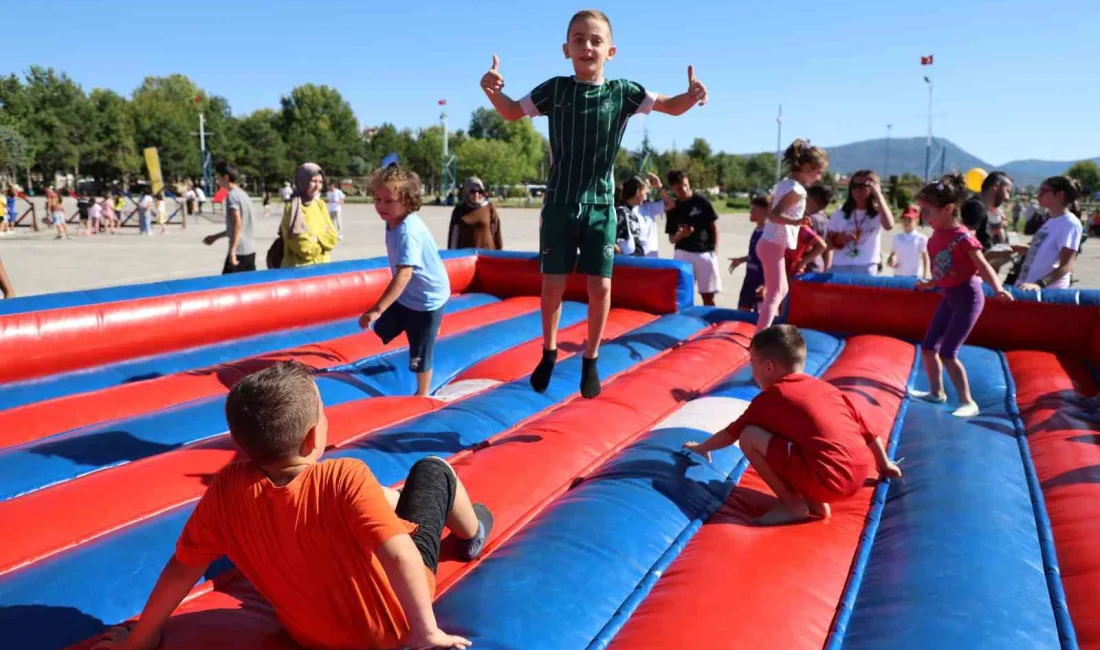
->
<box><xmin>580</xmin><ymin>355</ymin><xmax>601</xmax><ymax>399</ymax></box>
<box><xmin>530</xmin><ymin>348</ymin><xmax>558</xmax><ymax>393</ymax></box>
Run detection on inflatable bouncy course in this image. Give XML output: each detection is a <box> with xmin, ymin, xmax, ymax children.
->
<box><xmin>1</xmin><ymin>250</ymin><xmax>1098</xmax><ymax>650</ymax></box>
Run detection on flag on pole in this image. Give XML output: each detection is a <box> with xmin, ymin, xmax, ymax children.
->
<box><xmin>920</xmin><ymin>55</ymin><xmax>934</xmax><ymax>65</ymax></box>
<box><xmin>438</xmin><ymin>99</ymin><xmax>447</xmax><ymax>106</ymax></box>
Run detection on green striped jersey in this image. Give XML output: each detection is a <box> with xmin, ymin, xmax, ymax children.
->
<box><xmin>521</xmin><ymin>77</ymin><xmax>654</xmax><ymax>205</ymax></box>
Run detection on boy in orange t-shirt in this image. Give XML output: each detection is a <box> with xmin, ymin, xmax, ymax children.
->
<box><xmin>684</xmin><ymin>325</ymin><xmax>902</xmax><ymax>526</ymax></box>
<box><xmin>96</xmin><ymin>361</ymin><xmax>491</xmax><ymax>650</ymax></box>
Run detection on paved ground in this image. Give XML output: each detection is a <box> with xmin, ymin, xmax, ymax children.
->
<box><xmin>1</xmin><ymin>197</ymin><xmax>1095</xmax><ymax>309</ymax></box>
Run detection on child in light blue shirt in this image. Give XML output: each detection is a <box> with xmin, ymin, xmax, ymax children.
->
<box><xmin>359</xmin><ymin>166</ymin><xmax>451</xmax><ymax>396</ymax></box>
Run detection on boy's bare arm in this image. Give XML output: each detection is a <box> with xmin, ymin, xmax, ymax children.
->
<box><xmin>480</xmin><ymin>54</ymin><xmax>525</xmax><ymax>121</ymax></box>
<box><xmin>94</xmin><ymin>557</ymin><xmax>208</xmax><ymax>650</ymax></box>
<box><xmin>653</xmin><ymin>66</ymin><xmax>708</xmax><ymax>117</ymax></box>
<box><xmin>683</xmin><ymin>427</ymin><xmax>736</xmax><ymax>462</ymax></box>
<box><xmin>868</xmin><ymin>437</ymin><xmax>902</xmax><ymax>479</ymax></box>
<box><xmin>359</xmin><ymin>266</ymin><xmax>413</xmax><ymax>329</ymax></box>
<box><xmin>378</xmin><ymin>534</ymin><xmax>472</xmax><ymax>649</ymax></box>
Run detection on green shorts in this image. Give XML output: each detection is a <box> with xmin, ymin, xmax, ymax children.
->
<box><xmin>539</xmin><ymin>203</ymin><xmax>616</xmax><ymax>278</ymax></box>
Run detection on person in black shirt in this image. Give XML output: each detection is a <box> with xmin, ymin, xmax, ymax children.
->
<box><xmin>665</xmin><ymin>169</ymin><xmax>721</xmax><ymax>305</ymax></box>
<box><xmin>961</xmin><ymin>171</ymin><xmax>1014</xmax><ymax>270</ymax></box>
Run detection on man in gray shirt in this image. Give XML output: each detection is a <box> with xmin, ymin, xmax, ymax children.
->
<box><xmin>204</xmin><ymin>162</ymin><xmax>256</xmax><ymax>273</ymax></box>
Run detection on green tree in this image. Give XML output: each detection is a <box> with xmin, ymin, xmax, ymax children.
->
<box><xmin>455</xmin><ymin>138</ymin><xmax>524</xmax><ymax>186</ymax></box>
<box><xmin>18</xmin><ymin>67</ymin><xmax>91</xmax><ymax>178</ymax></box>
<box><xmin>744</xmin><ymin>153</ymin><xmax>777</xmax><ymax>193</ymax></box>
<box><xmin>83</xmin><ymin>88</ymin><xmax>140</xmax><ymax>184</ymax></box>
<box><xmin>1066</xmin><ymin>160</ymin><xmax>1099</xmax><ymax>197</ymax></box>
<box><xmin>468</xmin><ymin>107</ymin><xmax>509</xmax><ymax>140</ymax></box>
<box><xmin>236</xmin><ymin>109</ymin><xmax>288</xmax><ymax>192</ymax></box>
<box><xmin>0</xmin><ymin>125</ymin><xmax>29</xmax><ymax>179</ymax></box>
<box><xmin>277</xmin><ymin>84</ymin><xmax>360</xmax><ymax>177</ymax></box>
<box><xmin>130</xmin><ymin>74</ymin><xmax>208</xmax><ymax>180</ymax></box>
<box><xmin>687</xmin><ymin>137</ymin><xmax>712</xmax><ymax>161</ymax></box>
<box><xmin>362</xmin><ymin>123</ymin><xmax>413</xmax><ymax>171</ymax></box>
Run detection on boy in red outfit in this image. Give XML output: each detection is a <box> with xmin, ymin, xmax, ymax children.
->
<box><xmin>684</xmin><ymin>325</ymin><xmax>902</xmax><ymax>525</ymax></box>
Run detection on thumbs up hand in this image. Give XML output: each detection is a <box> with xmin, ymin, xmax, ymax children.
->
<box><xmin>687</xmin><ymin>65</ymin><xmax>708</xmax><ymax>105</ymax></box>
<box><xmin>481</xmin><ymin>54</ymin><xmax>505</xmax><ymax>95</ymax></box>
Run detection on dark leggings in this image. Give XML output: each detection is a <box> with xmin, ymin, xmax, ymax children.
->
<box><xmin>922</xmin><ymin>276</ymin><xmax>985</xmax><ymax>359</ymax></box>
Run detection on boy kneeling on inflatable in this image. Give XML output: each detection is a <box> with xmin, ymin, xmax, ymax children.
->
<box><xmin>684</xmin><ymin>325</ymin><xmax>902</xmax><ymax>526</ymax></box>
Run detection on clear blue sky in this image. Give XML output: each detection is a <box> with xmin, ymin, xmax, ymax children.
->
<box><xmin>6</xmin><ymin>0</ymin><xmax>1097</xmax><ymax>165</ymax></box>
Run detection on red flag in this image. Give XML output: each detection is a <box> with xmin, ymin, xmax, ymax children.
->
<box><xmin>920</xmin><ymin>55</ymin><xmax>934</xmax><ymax>65</ymax></box>
<box><xmin>438</xmin><ymin>99</ymin><xmax>447</xmax><ymax>106</ymax></box>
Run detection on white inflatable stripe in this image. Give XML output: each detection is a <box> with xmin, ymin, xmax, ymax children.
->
<box><xmin>433</xmin><ymin>378</ymin><xmax>503</xmax><ymax>402</ymax></box>
<box><xmin>650</xmin><ymin>396</ymin><xmax>752</xmax><ymax>446</ymax></box>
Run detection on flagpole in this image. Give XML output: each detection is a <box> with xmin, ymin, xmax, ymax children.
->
<box><xmin>924</xmin><ymin>76</ymin><xmax>933</xmax><ymax>183</ymax></box>
<box><xmin>775</xmin><ymin>104</ymin><xmax>783</xmax><ymax>184</ymax></box>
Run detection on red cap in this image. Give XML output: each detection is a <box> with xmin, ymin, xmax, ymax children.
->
<box><xmin>901</xmin><ymin>205</ymin><xmax>920</xmax><ymax>219</ymax></box>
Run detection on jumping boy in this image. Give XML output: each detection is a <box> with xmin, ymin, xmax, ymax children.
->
<box><xmin>683</xmin><ymin>325</ymin><xmax>902</xmax><ymax>526</ymax></box>
<box><xmin>94</xmin><ymin>361</ymin><xmax>490</xmax><ymax>650</ymax></box>
<box><xmin>480</xmin><ymin>9</ymin><xmax>707</xmax><ymax>399</ymax></box>
<box><xmin>359</xmin><ymin>166</ymin><xmax>451</xmax><ymax>397</ymax></box>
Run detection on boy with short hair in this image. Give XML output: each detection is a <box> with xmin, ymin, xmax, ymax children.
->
<box><xmin>615</xmin><ymin>172</ymin><xmax>668</xmax><ymax>257</ymax></box>
<box><xmin>666</xmin><ymin>169</ymin><xmax>722</xmax><ymax>305</ymax></box>
<box><xmin>359</xmin><ymin>166</ymin><xmax>451</xmax><ymax>397</ymax></box>
<box><xmin>480</xmin><ymin>9</ymin><xmax>707</xmax><ymax>399</ymax></box>
<box><xmin>887</xmin><ymin>205</ymin><xmax>929</xmax><ymax>279</ymax></box>
<box><xmin>204</xmin><ymin>162</ymin><xmax>257</xmax><ymax>274</ymax></box>
<box><xmin>97</xmin><ymin>361</ymin><xmax>490</xmax><ymax>650</ymax></box>
<box><xmin>684</xmin><ymin>325</ymin><xmax>902</xmax><ymax>526</ymax></box>
<box><xmin>728</xmin><ymin>195</ymin><xmax>769</xmax><ymax>311</ymax></box>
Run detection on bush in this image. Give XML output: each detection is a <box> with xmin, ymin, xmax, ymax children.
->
<box><xmin>725</xmin><ymin>197</ymin><xmax>752</xmax><ymax>211</ymax></box>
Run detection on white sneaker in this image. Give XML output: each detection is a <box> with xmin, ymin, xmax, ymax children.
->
<box><xmin>953</xmin><ymin>402</ymin><xmax>980</xmax><ymax>418</ymax></box>
<box><xmin>909</xmin><ymin>389</ymin><xmax>947</xmax><ymax>403</ymax></box>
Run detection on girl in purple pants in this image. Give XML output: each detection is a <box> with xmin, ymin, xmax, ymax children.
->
<box><xmin>909</xmin><ymin>174</ymin><xmax>1014</xmax><ymax>418</ymax></box>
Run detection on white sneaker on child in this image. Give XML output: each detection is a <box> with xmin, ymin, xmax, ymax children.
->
<box><xmin>952</xmin><ymin>402</ymin><xmax>980</xmax><ymax>418</ymax></box>
<box><xmin>909</xmin><ymin>389</ymin><xmax>947</xmax><ymax>403</ymax></box>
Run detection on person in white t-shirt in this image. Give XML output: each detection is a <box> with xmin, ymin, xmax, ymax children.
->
<box><xmin>887</xmin><ymin>205</ymin><xmax>929</xmax><ymax>279</ymax></box>
<box><xmin>826</xmin><ymin>170</ymin><xmax>896</xmax><ymax>275</ymax></box>
<box><xmin>615</xmin><ymin>173</ymin><xmax>669</xmax><ymax>257</ymax></box>
<box><xmin>326</xmin><ymin>181</ymin><xmax>347</xmax><ymax>240</ymax></box>
<box><xmin>195</xmin><ymin>186</ymin><xmax>207</xmax><ymax>214</ymax></box>
<box><xmin>1014</xmin><ymin>175</ymin><xmax>1083</xmax><ymax>291</ymax></box>
<box><xmin>756</xmin><ymin>139</ymin><xmax>828</xmax><ymax>333</ymax></box>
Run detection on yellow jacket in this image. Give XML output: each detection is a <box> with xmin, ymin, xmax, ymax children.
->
<box><xmin>280</xmin><ymin>199</ymin><xmax>339</xmax><ymax>267</ymax></box>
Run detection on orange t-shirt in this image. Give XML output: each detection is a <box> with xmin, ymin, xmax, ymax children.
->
<box><xmin>175</xmin><ymin>458</ymin><xmax>433</xmax><ymax>650</ymax></box>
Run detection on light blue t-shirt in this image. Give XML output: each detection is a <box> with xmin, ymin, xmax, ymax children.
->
<box><xmin>386</xmin><ymin>212</ymin><xmax>450</xmax><ymax>311</ymax></box>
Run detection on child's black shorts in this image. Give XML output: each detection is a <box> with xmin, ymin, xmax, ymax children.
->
<box><xmin>373</xmin><ymin>302</ymin><xmax>445</xmax><ymax>373</ymax></box>
<box><xmin>395</xmin><ymin>457</ymin><xmax>458</xmax><ymax>573</ymax></box>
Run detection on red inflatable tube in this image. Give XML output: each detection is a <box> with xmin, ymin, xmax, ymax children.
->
<box><xmin>0</xmin><ymin>296</ymin><xmax>539</xmax><ymax>450</ymax></box>
<box><xmin>124</xmin><ymin>320</ymin><xmax>755</xmax><ymax>650</ymax></box>
<box><xmin>607</xmin><ymin>335</ymin><xmax>914</xmax><ymax>650</ymax></box>
<box><xmin>787</xmin><ymin>280</ymin><xmax>1098</xmax><ymax>356</ymax></box>
<box><xmin>1008</xmin><ymin>351</ymin><xmax>1100</xmax><ymax>649</ymax></box>
<box><xmin>471</xmin><ymin>255</ymin><xmax>684</xmax><ymax>315</ymax></box>
<box><xmin>6</xmin><ymin>308</ymin><xmax>651</xmax><ymax>578</ymax></box>
<box><xmin>0</xmin><ymin>257</ymin><xmax>476</xmax><ymax>386</ymax></box>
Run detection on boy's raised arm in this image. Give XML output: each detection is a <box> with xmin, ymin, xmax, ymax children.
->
<box><xmin>378</xmin><ymin>534</ymin><xmax>472</xmax><ymax>649</ymax></box>
<box><xmin>481</xmin><ymin>54</ymin><xmax>525</xmax><ymax>121</ymax></box>
<box><xmin>94</xmin><ymin>556</ymin><xmax>209</xmax><ymax>650</ymax></box>
<box><xmin>653</xmin><ymin>66</ymin><xmax>708</xmax><ymax>117</ymax></box>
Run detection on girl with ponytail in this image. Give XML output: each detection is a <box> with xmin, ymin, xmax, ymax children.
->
<box><xmin>910</xmin><ymin>174</ymin><xmax>1013</xmax><ymax>419</ymax></box>
<box><xmin>1013</xmin><ymin>175</ymin><xmax>1083</xmax><ymax>290</ymax></box>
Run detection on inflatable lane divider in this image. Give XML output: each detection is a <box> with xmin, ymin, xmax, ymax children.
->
<box><xmin>0</xmin><ymin>293</ymin><xmax>498</xmax><ymax>416</ymax></box>
<box><xmin>429</xmin><ymin>329</ymin><xmax>840</xmax><ymax>648</ymax></box>
<box><xmin>0</xmin><ymin>297</ymin><xmax>559</xmax><ymax>502</ymax></box>
<box><xmin>0</xmin><ymin>309</ymin><xmax>652</xmax><ymax>578</ymax></box>
<box><xmin>1008</xmin><ymin>350</ymin><xmax>1097</xmax><ymax>649</ymax></box>
<box><xmin>0</xmin><ymin>293</ymin><xmax>501</xmax><ymax>450</ymax></box>
<box><xmin>1002</xmin><ymin>352</ymin><xmax>1078</xmax><ymax>650</ymax></box>
<box><xmin>838</xmin><ymin>345</ymin><xmax>1063</xmax><ymax>650</ymax></box>
<box><xmin>823</xmin><ymin>348</ymin><xmax>919</xmax><ymax>648</ymax></box>
<box><xmin>151</xmin><ymin>318</ymin><xmax>759</xmax><ymax>650</ymax></box>
<box><xmin>19</xmin><ymin>311</ymin><xmax>704</xmax><ymax>650</ymax></box>
<box><xmin>604</xmin><ymin>335</ymin><xmax>914</xmax><ymax>650</ymax></box>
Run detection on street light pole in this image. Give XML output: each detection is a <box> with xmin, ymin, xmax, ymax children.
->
<box><xmin>884</xmin><ymin>124</ymin><xmax>893</xmax><ymax>177</ymax></box>
<box><xmin>775</xmin><ymin>104</ymin><xmax>783</xmax><ymax>184</ymax></box>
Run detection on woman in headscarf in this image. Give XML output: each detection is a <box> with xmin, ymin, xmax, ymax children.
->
<box><xmin>280</xmin><ymin>162</ymin><xmax>339</xmax><ymax>267</ymax></box>
<box><xmin>447</xmin><ymin>177</ymin><xmax>503</xmax><ymax>250</ymax></box>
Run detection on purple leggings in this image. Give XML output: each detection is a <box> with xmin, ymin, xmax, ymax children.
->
<box><xmin>922</xmin><ymin>276</ymin><xmax>985</xmax><ymax>359</ymax></box>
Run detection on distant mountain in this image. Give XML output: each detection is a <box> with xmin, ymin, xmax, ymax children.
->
<box><xmin>819</xmin><ymin>137</ymin><xmax>990</xmax><ymax>179</ymax></box>
<box><xmin>999</xmin><ymin>157</ymin><xmax>1100</xmax><ymax>188</ymax></box>
<box><xmin>812</xmin><ymin>137</ymin><xmax>1098</xmax><ymax>189</ymax></box>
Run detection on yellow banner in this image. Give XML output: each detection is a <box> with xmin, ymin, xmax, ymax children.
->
<box><xmin>143</xmin><ymin>147</ymin><xmax>164</xmax><ymax>195</ymax></box>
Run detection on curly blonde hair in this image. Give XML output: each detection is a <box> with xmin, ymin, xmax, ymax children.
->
<box><xmin>369</xmin><ymin>166</ymin><xmax>422</xmax><ymax>213</ymax></box>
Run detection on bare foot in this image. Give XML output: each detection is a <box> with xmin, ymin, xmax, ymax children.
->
<box><xmin>807</xmin><ymin>500</ymin><xmax>831</xmax><ymax>519</ymax></box>
<box><xmin>753</xmin><ymin>501</ymin><xmax>811</xmax><ymax>526</ymax></box>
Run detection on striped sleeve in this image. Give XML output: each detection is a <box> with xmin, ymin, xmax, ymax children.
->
<box><xmin>622</xmin><ymin>80</ymin><xmax>656</xmax><ymax>115</ymax></box>
<box><xmin>521</xmin><ymin>78</ymin><xmax>556</xmax><ymax>117</ymax></box>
